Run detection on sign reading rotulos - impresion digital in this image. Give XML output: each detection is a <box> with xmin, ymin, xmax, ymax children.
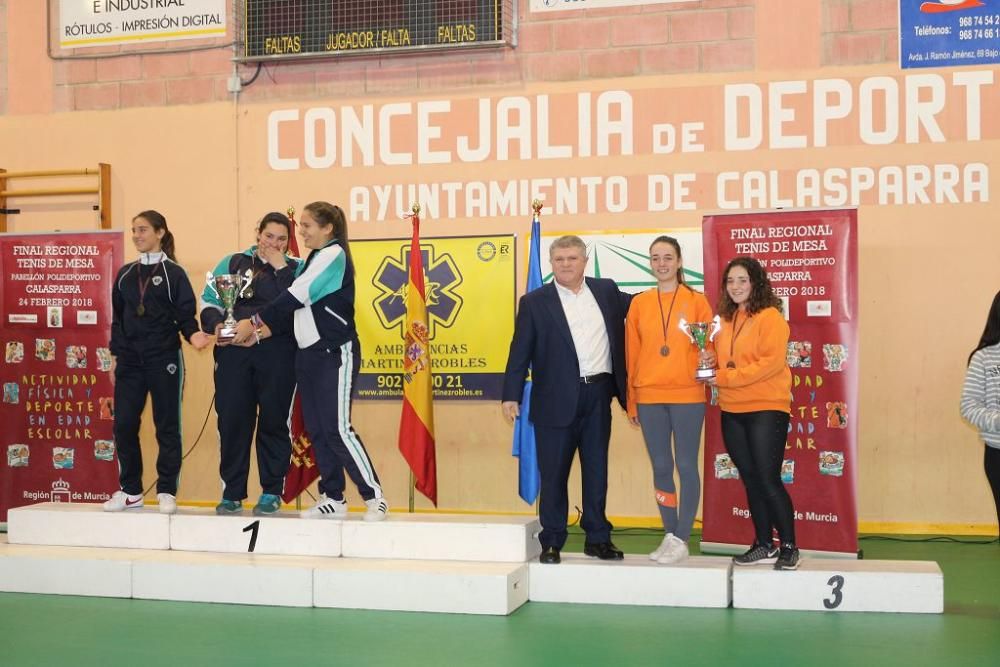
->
<box><xmin>59</xmin><ymin>0</ymin><xmax>226</xmax><ymax>49</ymax></box>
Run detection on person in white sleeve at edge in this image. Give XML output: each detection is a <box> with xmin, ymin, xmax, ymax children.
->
<box><xmin>960</xmin><ymin>289</ymin><xmax>1000</xmax><ymax>541</ymax></box>
<box><xmin>232</xmin><ymin>201</ymin><xmax>388</xmax><ymax>521</ymax></box>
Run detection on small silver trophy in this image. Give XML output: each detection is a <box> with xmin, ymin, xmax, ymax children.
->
<box><xmin>679</xmin><ymin>315</ymin><xmax>722</xmax><ymax>380</ymax></box>
<box><xmin>206</xmin><ymin>272</ymin><xmax>250</xmax><ymax>341</ymax></box>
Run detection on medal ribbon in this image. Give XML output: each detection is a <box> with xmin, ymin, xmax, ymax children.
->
<box><xmin>136</xmin><ymin>256</ymin><xmax>164</xmax><ymax>316</ymax></box>
<box><xmin>655</xmin><ymin>287</ymin><xmax>680</xmax><ymax>355</ymax></box>
<box><xmin>727</xmin><ymin>309</ymin><xmax>750</xmax><ymax>368</ymax></box>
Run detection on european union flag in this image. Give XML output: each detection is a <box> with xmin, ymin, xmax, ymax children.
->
<box><xmin>512</xmin><ymin>216</ymin><xmax>542</xmax><ymax>504</ymax></box>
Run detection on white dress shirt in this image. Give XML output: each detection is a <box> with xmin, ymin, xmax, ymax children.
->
<box><xmin>554</xmin><ymin>280</ymin><xmax>612</xmax><ymax>377</ymax></box>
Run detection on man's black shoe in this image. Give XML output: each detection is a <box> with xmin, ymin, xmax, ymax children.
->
<box><xmin>539</xmin><ymin>546</ymin><xmax>561</xmax><ymax>564</ymax></box>
<box><xmin>583</xmin><ymin>541</ymin><xmax>624</xmax><ymax>560</ymax></box>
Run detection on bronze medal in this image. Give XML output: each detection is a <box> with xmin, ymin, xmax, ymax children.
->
<box><xmin>727</xmin><ymin>311</ymin><xmax>749</xmax><ymax>372</ymax></box>
<box><xmin>136</xmin><ymin>256</ymin><xmax>163</xmax><ymax>320</ymax></box>
<box><xmin>656</xmin><ymin>288</ymin><xmax>680</xmax><ymax>362</ymax></box>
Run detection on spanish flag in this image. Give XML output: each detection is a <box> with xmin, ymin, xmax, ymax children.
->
<box><xmin>398</xmin><ymin>209</ymin><xmax>437</xmax><ymax>505</ymax></box>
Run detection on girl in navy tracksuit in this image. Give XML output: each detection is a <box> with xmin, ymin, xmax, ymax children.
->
<box><xmin>234</xmin><ymin>201</ymin><xmax>387</xmax><ymax>521</ymax></box>
<box><xmin>104</xmin><ymin>210</ymin><xmax>211</xmax><ymax>514</ymax></box>
<box><xmin>200</xmin><ymin>212</ymin><xmax>301</xmax><ymax>516</ymax></box>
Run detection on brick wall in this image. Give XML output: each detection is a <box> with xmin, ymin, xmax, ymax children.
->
<box><xmin>5</xmin><ymin>1</ymin><xmax>916</xmax><ymax>114</ymax></box>
<box><xmin>822</xmin><ymin>0</ymin><xmax>898</xmax><ymax>66</ymax></box>
<box><xmin>47</xmin><ymin>0</ymin><xmax>757</xmax><ymax>111</ymax></box>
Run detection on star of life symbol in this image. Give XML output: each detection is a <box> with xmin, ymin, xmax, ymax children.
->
<box><xmin>372</xmin><ymin>243</ymin><xmax>463</xmax><ymax>337</ymax></box>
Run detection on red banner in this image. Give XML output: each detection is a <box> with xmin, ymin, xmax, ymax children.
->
<box><xmin>702</xmin><ymin>210</ymin><xmax>859</xmax><ymax>555</ymax></box>
<box><xmin>0</xmin><ymin>231</ymin><xmax>123</xmax><ymax>522</ymax></box>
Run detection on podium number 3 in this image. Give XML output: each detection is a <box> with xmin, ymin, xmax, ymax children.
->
<box><xmin>243</xmin><ymin>520</ymin><xmax>260</xmax><ymax>553</ymax></box>
<box><xmin>824</xmin><ymin>575</ymin><xmax>845</xmax><ymax>609</ymax></box>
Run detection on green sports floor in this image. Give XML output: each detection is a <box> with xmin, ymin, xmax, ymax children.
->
<box><xmin>1</xmin><ymin>529</ymin><xmax>998</xmax><ymax>667</ymax></box>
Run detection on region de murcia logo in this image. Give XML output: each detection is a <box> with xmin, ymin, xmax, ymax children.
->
<box><xmin>372</xmin><ymin>244</ymin><xmax>463</xmax><ymax>337</ymax></box>
<box><xmin>51</xmin><ymin>478</ymin><xmax>72</xmax><ymax>503</ymax></box>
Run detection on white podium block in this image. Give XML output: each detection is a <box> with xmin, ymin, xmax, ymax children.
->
<box><xmin>169</xmin><ymin>509</ymin><xmax>342</xmax><ymax>557</ymax></box>
<box><xmin>732</xmin><ymin>559</ymin><xmax>944</xmax><ymax>613</ymax></box>
<box><xmin>314</xmin><ymin>559</ymin><xmax>528</xmax><ymax>615</ymax></box>
<box><xmin>341</xmin><ymin>514</ymin><xmax>542</xmax><ymax>562</ymax></box>
<box><xmin>132</xmin><ymin>551</ymin><xmax>314</xmax><ymax>607</ymax></box>
<box><xmin>0</xmin><ymin>536</ymin><xmax>133</xmax><ymax>598</ymax></box>
<box><xmin>7</xmin><ymin>502</ymin><xmax>170</xmax><ymax>550</ymax></box>
<box><xmin>529</xmin><ymin>554</ymin><xmax>732</xmax><ymax>608</ymax></box>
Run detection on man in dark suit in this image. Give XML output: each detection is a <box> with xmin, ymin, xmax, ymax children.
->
<box><xmin>502</xmin><ymin>235</ymin><xmax>632</xmax><ymax>564</ymax></box>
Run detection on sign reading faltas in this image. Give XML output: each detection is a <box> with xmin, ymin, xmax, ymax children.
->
<box><xmin>530</xmin><ymin>0</ymin><xmax>695</xmax><ymax>13</ymax></box>
<box><xmin>0</xmin><ymin>231</ymin><xmax>124</xmax><ymax>522</ymax></box>
<box><xmin>353</xmin><ymin>235</ymin><xmax>515</xmax><ymax>401</ymax></box>
<box><xmin>60</xmin><ymin>0</ymin><xmax>226</xmax><ymax>49</ymax></box>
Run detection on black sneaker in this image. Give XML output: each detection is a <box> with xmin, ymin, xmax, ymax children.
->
<box><xmin>774</xmin><ymin>544</ymin><xmax>801</xmax><ymax>570</ymax></box>
<box><xmin>733</xmin><ymin>543</ymin><xmax>779</xmax><ymax>566</ymax></box>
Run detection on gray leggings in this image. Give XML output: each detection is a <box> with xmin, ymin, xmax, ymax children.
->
<box><xmin>636</xmin><ymin>402</ymin><xmax>706</xmax><ymax>541</ymax></box>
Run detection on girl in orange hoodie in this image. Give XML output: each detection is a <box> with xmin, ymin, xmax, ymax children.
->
<box><xmin>625</xmin><ymin>236</ymin><xmax>713</xmax><ymax>564</ymax></box>
<box><xmin>709</xmin><ymin>256</ymin><xmax>798</xmax><ymax>570</ymax></box>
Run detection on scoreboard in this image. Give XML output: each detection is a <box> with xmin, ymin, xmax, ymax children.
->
<box><xmin>242</xmin><ymin>0</ymin><xmax>506</xmax><ymax>60</ymax></box>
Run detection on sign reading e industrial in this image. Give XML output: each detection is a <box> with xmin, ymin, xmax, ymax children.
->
<box><xmin>59</xmin><ymin>0</ymin><xmax>226</xmax><ymax>49</ymax></box>
<box><xmin>900</xmin><ymin>0</ymin><xmax>1000</xmax><ymax>69</ymax></box>
<box><xmin>529</xmin><ymin>0</ymin><xmax>695</xmax><ymax>13</ymax></box>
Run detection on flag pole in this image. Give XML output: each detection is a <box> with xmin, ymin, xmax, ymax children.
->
<box><xmin>532</xmin><ymin>198</ymin><xmax>543</xmax><ymax>520</ymax></box>
<box><xmin>409</xmin><ymin>471</ymin><xmax>415</xmax><ymax>513</ymax></box>
<box><xmin>409</xmin><ymin>201</ymin><xmax>419</xmax><ymax>514</ymax></box>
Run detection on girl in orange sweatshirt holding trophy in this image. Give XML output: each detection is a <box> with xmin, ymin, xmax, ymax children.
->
<box><xmin>708</xmin><ymin>256</ymin><xmax>798</xmax><ymax>570</ymax></box>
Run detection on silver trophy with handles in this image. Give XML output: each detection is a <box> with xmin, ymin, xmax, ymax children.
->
<box><xmin>206</xmin><ymin>270</ymin><xmax>252</xmax><ymax>340</ymax></box>
<box><xmin>679</xmin><ymin>315</ymin><xmax>722</xmax><ymax>380</ymax></box>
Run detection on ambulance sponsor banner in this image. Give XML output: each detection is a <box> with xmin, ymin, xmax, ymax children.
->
<box><xmin>701</xmin><ymin>209</ymin><xmax>859</xmax><ymax>555</ymax></box>
<box><xmin>0</xmin><ymin>231</ymin><xmax>123</xmax><ymax>522</ymax></box>
<box><xmin>353</xmin><ymin>234</ymin><xmax>515</xmax><ymax>400</ymax></box>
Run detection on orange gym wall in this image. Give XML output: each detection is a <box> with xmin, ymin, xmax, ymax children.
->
<box><xmin>1</xmin><ymin>1</ymin><xmax>996</xmax><ymax>533</ymax></box>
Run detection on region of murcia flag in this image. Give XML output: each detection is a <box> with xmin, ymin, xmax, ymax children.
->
<box><xmin>280</xmin><ymin>206</ymin><xmax>318</xmax><ymax>503</ymax></box>
<box><xmin>398</xmin><ymin>207</ymin><xmax>437</xmax><ymax>505</ymax></box>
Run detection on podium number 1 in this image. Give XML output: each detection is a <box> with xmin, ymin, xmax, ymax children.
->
<box><xmin>243</xmin><ymin>520</ymin><xmax>260</xmax><ymax>553</ymax></box>
<box><xmin>824</xmin><ymin>575</ymin><xmax>845</xmax><ymax>609</ymax></box>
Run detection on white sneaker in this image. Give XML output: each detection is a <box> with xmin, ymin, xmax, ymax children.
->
<box><xmin>103</xmin><ymin>490</ymin><xmax>143</xmax><ymax>512</ymax></box>
<box><xmin>657</xmin><ymin>534</ymin><xmax>690</xmax><ymax>564</ymax></box>
<box><xmin>301</xmin><ymin>494</ymin><xmax>348</xmax><ymax>519</ymax></box>
<box><xmin>363</xmin><ymin>497</ymin><xmax>388</xmax><ymax>522</ymax></box>
<box><xmin>157</xmin><ymin>493</ymin><xmax>177</xmax><ymax>515</ymax></box>
<box><xmin>650</xmin><ymin>533</ymin><xmax>674</xmax><ymax>561</ymax></box>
